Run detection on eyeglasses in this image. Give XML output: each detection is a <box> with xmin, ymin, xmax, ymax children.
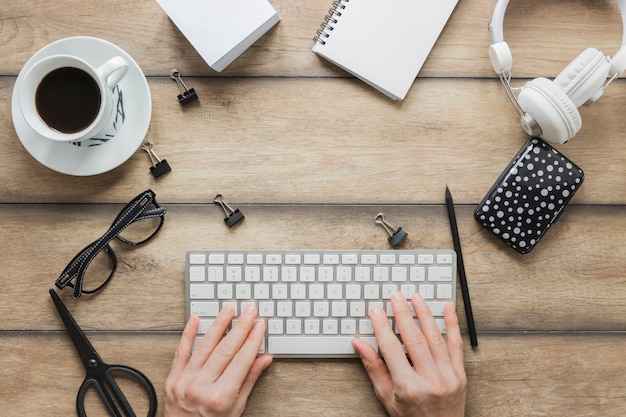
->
<box><xmin>55</xmin><ymin>189</ymin><xmax>166</xmax><ymax>299</ymax></box>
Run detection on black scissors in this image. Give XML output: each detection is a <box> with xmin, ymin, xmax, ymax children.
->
<box><xmin>50</xmin><ymin>289</ymin><xmax>158</xmax><ymax>417</ymax></box>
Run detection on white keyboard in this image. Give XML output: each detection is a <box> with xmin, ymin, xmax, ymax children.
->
<box><xmin>186</xmin><ymin>250</ymin><xmax>456</xmax><ymax>358</ymax></box>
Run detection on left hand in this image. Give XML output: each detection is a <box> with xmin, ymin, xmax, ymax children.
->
<box><xmin>164</xmin><ymin>305</ymin><xmax>273</xmax><ymax>417</ymax></box>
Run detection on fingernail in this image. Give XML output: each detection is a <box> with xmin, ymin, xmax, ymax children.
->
<box><xmin>243</xmin><ymin>304</ymin><xmax>256</xmax><ymax>316</ymax></box>
<box><xmin>220</xmin><ymin>305</ymin><xmax>234</xmax><ymax>316</ymax></box>
<box><xmin>391</xmin><ymin>292</ymin><xmax>405</xmax><ymax>303</ymax></box>
<box><xmin>370</xmin><ymin>306</ymin><xmax>384</xmax><ymax>317</ymax></box>
<box><xmin>254</xmin><ymin>319</ymin><xmax>265</xmax><ymax>332</ymax></box>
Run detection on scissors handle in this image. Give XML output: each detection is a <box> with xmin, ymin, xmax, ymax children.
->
<box><xmin>77</xmin><ymin>364</ymin><xmax>157</xmax><ymax>417</ymax></box>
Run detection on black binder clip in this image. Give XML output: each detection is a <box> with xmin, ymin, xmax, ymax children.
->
<box><xmin>214</xmin><ymin>194</ymin><xmax>244</xmax><ymax>228</ymax></box>
<box><xmin>171</xmin><ymin>69</ymin><xmax>198</xmax><ymax>106</ymax></box>
<box><xmin>142</xmin><ymin>142</ymin><xmax>171</xmax><ymax>178</ymax></box>
<box><xmin>375</xmin><ymin>213</ymin><xmax>408</xmax><ymax>248</ymax></box>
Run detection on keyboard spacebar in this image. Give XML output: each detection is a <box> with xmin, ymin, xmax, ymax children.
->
<box><xmin>268</xmin><ymin>336</ymin><xmax>377</xmax><ymax>355</ymax></box>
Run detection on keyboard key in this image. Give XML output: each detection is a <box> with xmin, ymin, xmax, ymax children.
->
<box><xmin>198</xmin><ymin>319</ymin><xmax>214</xmax><ymax>333</ymax></box>
<box><xmin>398</xmin><ymin>254</ymin><xmax>415</xmax><ymax>264</ymax></box>
<box><xmin>190</xmin><ymin>301</ymin><xmax>219</xmax><ymax>316</ymax></box>
<box><xmin>322</xmin><ymin>319</ymin><xmax>338</xmax><ymax>334</ymax></box>
<box><xmin>281</xmin><ymin>266</ymin><xmax>297</xmax><ymax>282</ymax></box>
<box><xmin>217</xmin><ymin>284</ymin><xmax>233</xmax><ymax>299</ymax></box>
<box><xmin>342</xmin><ymin>254</ymin><xmax>358</xmax><ymax>264</ymax></box>
<box><xmin>245</xmin><ymin>266</ymin><xmax>261</xmax><ymax>282</ymax></box>
<box><xmin>228</xmin><ymin>254</ymin><xmax>244</xmax><ymax>264</ymax></box>
<box><xmin>419</xmin><ymin>284</ymin><xmax>434</xmax><ymax>299</ymax></box>
<box><xmin>188</xmin><ymin>254</ymin><xmax>206</xmax><ymax>264</ymax></box>
<box><xmin>336</xmin><ymin>266</ymin><xmax>352</xmax><ymax>282</ymax></box>
<box><xmin>268</xmin><ymin>319</ymin><xmax>284</xmax><ymax>334</ymax></box>
<box><xmin>189</xmin><ymin>284</ymin><xmax>214</xmax><ymax>299</ymax></box>
<box><xmin>410</xmin><ymin>267</ymin><xmax>426</xmax><ymax>281</ymax></box>
<box><xmin>437</xmin><ymin>254</ymin><xmax>454</xmax><ymax>264</ymax></box>
<box><xmin>208</xmin><ymin>267</ymin><xmax>223</xmax><ymax>282</ymax></box>
<box><xmin>391</xmin><ymin>266</ymin><xmax>407</xmax><ymax>281</ymax></box>
<box><xmin>226</xmin><ymin>266</ymin><xmax>242</xmax><ymax>282</ymax></box>
<box><xmin>208</xmin><ymin>253</ymin><xmax>225</xmax><ymax>264</ymax></box>
<box><xmin>286</xmin><ymin>319</ymin><xmax>301</xmax><ymax>334</ymax></box>
<box><xmin>429</xmin><ymin>302</ymin><xmax>447</xmax><ymax>316</ymax></box>
<box><xmin>341</xmin><ymin>319</ymin><xmax>356</xmax><ymax>334</ymax></box>
<box><xmin>304</xmin><ymin>319</ymin><xmax>320</xmax><ymax>334</ymax></box>
<box><xmin>189</xmin><ymin>266</ymin><xmax>206</xmax><ymax>282</ymax></box>
<box><xmin>355</xmin><ymin>266</ymin><xmax>371</xmax><ymax>281</ymax></box>
<box><xmin>263</xmin><ymin>267</ymin><xmax>279</xmax><ymax>282</ymax></box>
<box><xmin>236</xmin><ymin>284</ymin><xmax>251</xmax><ymax>299</ymax></box>
<box><xmin>323</xmin><ymin>254</ymin><xmax>339</xmax><ymax>264</ymax></box>
<box><xmin>259</xmin><ymin>302</ymin><xmax>274</xmax><ymax>317</ymax></box>
<box><xmin>359</xmin><ymin>319</ymin><xmax>374</xmax><ymax>335</ymax></box>
<box><xmin>268</xmin><ymin>336</ymin><xmax>356</xmax><ymax>355</ymax></box>
<box><xmin>373</xmin><ymin>267</ymin><xmax>389</xmax><ymax>282</ymax></box>
<box><xmin>303</xmin><ymin>254</ymin><xmax>320</xmax><ymax>264</ymax></box>
<box><xmin>285</xmin><ymin>254</ymin><xmax>302</xmax><ymax>264</ymax></box>
<box><xmin>428</xmin><ymin>266</ymin><xmax>454</xmax><ymax>281</ymax></box>
<box><xmin>418</xmin><ymin>254</ymin><xmax>434</xmax><ymax>264</ymax></box>
<box><xmin>247</xmin><ymin>254</ymin><xmax>263</xmax><ymax>264</ymax></box>
<box><xmin>266</xmin><ymin>254</ymin><xmax>282</xmax><ymax>264</ymax></box>
<box><xmin>379</xmin><ymin>254</ymin><xmax>396</xmax><ymax>264</ymax></box>
<box><xmin>437</xmin><ymin>284</ymin><xmax>453</xmax><ymax>299</ymax></box>
<box><xmin>361</xmin><ymin>254</ymin><xmax>377</xmax><ymax>264</ymax></box>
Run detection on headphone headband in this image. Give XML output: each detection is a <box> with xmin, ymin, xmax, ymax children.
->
<box><xmin>489</xmin><ymin>0</ymin><xmax>626</xmax><ymax>75</ymax></box>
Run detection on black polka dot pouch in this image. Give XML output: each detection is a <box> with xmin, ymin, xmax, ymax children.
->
<box><xmin>474</xmin><ymin>138</ymin><xmax>584</xmax><ymax>254</ymax></box>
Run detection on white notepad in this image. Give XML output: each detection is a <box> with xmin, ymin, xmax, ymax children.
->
<box><xmin>312</xmin><ymin>0</ymin><xmax>458</xmax><ymax>100</ymax></box>
<box><xmin>156</xmin><ymin>0</ymin><xmax>280</xmax><ymax>72</ymax></box>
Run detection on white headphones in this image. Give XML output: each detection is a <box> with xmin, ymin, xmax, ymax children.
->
<box><xmin>489</xmin><ymin>0</ymin><xmax>626</xmax><ymax>144</ymax></box>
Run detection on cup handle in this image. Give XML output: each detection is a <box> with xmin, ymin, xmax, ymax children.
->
<box><xmin>96</xmin><ymin>56</ymin><xmax>129</xmax><ymax>89</ymax></box>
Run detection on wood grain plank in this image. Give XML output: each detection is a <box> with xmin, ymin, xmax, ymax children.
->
<box><xmin>2</xmin><ymin>204</ymin><xmax>626</xmax><ymax>332</ymax></box>
<box><xmin>2</xmin><ymin>332</ymin><xmax>625</xmax><ymax>417</ymax></box>
<box><xmin>3</xmin><ymin>77</ymin><xmax>626</xmax><ymax>204</ymax></box>
<box><xmin>0</xmin><ymin>0</ymin><xmax>621</xmax><ymax>78</ymax></box>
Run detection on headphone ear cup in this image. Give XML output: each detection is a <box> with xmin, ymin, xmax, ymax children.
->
<box><xmin>554</xmin><ymin>48</ymin><xmax>610</xmax><ymax>106</ymax></box>
<box><xmin>518</xmin><ymin>77</ymin><xmax>582</xmax><ymax>144</ymax></box>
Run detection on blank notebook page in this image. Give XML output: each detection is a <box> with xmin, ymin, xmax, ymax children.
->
<box><xmin>312</xmin><ymin>0</ymin><xmax>458</xmax><ymax>100</ymax></box>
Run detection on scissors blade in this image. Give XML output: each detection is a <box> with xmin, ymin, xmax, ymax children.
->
<box><xmin>49</xmin><ymin>289</ymin><xmax>102</xmax><ymax>366</ymax></box>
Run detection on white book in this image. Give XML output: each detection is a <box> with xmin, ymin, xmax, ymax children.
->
<box><xmin>156</xmin><ymin>0</ymin><xmax>280</xmax><ymax>72</ymax></box>
<box><xmin>312</xmin><ymin>0</ymin><xmax>458</xmax><ymax>100</ymax></box>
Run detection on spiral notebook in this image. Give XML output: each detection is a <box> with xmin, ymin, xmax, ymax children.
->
<box><xmin>312</xmin><ymin>0</ymin><xmax>458</xmax><ymax>100</ymax></box>
<box><xmin>156</xmin><ymin>0</ymin><xmax>280</xmax><ymax>72</ymax></box>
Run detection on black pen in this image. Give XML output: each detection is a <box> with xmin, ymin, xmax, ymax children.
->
<box><xmin>445</xmin><ymin>185</ymin><xmax>478</xmax><ymax>349</ymax></box>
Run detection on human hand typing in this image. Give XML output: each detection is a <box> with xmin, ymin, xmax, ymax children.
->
<box><xmin>352</xmin><ymin>292</ymin><xmax>467</xmax><ymax>417</ymax></box>
<box><xmin>164</xmin><ymin>305</ymin><xmax>273</xmax><ymax>417</ymax></box>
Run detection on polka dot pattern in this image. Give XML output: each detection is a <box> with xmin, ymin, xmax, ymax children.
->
<box><xmin>474</xmin><ymin>138</ymin><xmax>584</xmax><ymax>254</ymax></box>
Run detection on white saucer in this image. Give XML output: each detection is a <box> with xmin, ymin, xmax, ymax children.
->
<box><xmin>11</xmin><ymin>36</ymin><xmax>151</xmax><ymax>176</ymax></box>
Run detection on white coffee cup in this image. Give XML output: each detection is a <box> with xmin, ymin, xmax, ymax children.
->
<box><xmin>18</xmin><ymin>54</ymin><xmax>128</xmax><ymax>143</ymax></box>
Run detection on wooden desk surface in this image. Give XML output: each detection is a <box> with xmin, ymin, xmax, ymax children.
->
<box><xmin>2</xmin><ymin>0</ymin><xmax>626</xmax><ymax>415</ymax></box>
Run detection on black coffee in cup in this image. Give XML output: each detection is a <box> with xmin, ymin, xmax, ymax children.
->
<box><xmin>35</xmin><ymin>67</ymin><xmax>101</xmax><ymax>133</ymax></box>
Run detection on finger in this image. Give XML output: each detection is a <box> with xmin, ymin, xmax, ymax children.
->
<box><xmin>412</xmin><ymin>293</ymin><xmax>453</xmax><ymax>368</ymax></box>
<box><xmin>167</xmin><ymin>315</ymin><xmax>199</xmax><ymax>381</ymax></box>
<box><xmin>203</xmin><ymin>304</ymin><xmax>259</xmax><ymax>379</ymax></box>
<box><xmin>443</xmin><ymin>302</ymin><xmax>466</xmax><ymax>378</ymax></box>
<box><xmin>352</xmin><ymin>338</ymin><xmax>394</xmax><ymax>401</ymax></box>
<box><xmin>186</xmin><ymin>305</ymin><xmax>235</xmax><ymax>371</ymax></box>
<box><xmin>220</xmin><ymin>319</ymin><xmax>267</xmax><ymax>385</ymax></box>
<box><xmin>391</xmin><ymin>293</ymin><xmax>437</xmax><ymax>376</ymax></box>
<box><xmin>235</xmin><ymin>352</ymin><xmax>273</xmax><ymax>411</ymax></box>
<box><xmin>369</xmin><ymin>305</ymin><xmax>412</xmax><ymax>381</ymax></box>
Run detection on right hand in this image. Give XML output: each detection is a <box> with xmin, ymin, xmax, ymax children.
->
<box><xmin>352</xmin><ymin>293</ymin><xmax>467</xmax><ymax>417</ymax></box>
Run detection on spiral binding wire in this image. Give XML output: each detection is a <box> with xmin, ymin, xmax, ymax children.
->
<box><xmin>313</xmin><ymin>0</ymin><xmax>350</xmax><ymax>45</ymax></box>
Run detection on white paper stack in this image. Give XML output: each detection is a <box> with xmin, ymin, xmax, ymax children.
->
<box><xmin>156</xmin><ymin>0</ymin><xmax>280</xmax><ymax>72</ymax></box>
